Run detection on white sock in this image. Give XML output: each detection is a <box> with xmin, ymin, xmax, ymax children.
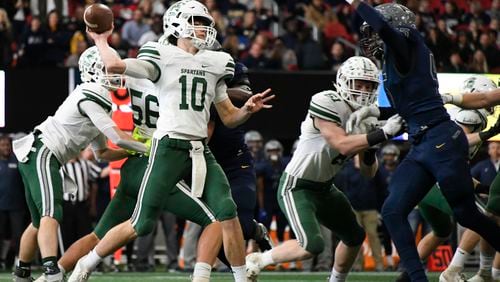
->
<box><xmin>386</xmin><ymin>255</ymin><xmax>393</xmax><ymax>266</ymax></box>
<box><xmin>231</xmin><ymin>265</ymin><xmax>246</xmax><ymax>282</ymax></box>
<box><xmin>82</xmin><ymin>250</ymin><xmax>102</xmax><ymax>271</ymax></box>
<box><xmin>261</xmin><ymin>250</ymin><xmax>275</xmax><ymax>267</ymax></box>
<box><xmin>449</xmin><ymin>248</ymin><xmax>469</xmax><ymax>269</ymax></box>
<box><xmin>492</xmin><ymin>267</ymin><xmax>500</xmax><ymax>279</ymax></box>
<box><xmin>193</xmin><ymin>262</ymin><xmax>211</xmax><ymax>280</ymax></box>
<box><xmin>57</xmin><ymin>264</ymin><xmax>65</xmax><ymax>275</ymax></box>
<box><xmin>479</xmin><ymin>252</ymin><xmax>494</xmax><ymax>271</ymax></box>
<box><xmin>329</xmin><ymin>268</ymin><xmax>348</xmax><ymax>282</ymax></box>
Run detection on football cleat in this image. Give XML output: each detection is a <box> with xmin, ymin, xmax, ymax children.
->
<box><xmin>67</xmin><ymin>256</ymin><xmax>91</xmax><ymax>282</ymax></box>
<box><xmin>254</xmin><ymin>220</ymin><xmax>274</xmax><ymax>251</ymax></box>
<box><xmin>440</xmin><ymin>266</ymin><xmax>467</xmax><ymax>282</ymax></box>
<box><xmin>467</xmin><ymin>269</ymin><xmax>493</xmax><ymax>282</ymax></box>
<box><xmin>246</xmin><ymin>253</ymin><xmax>263</xmax><ymax>282</ymax></box>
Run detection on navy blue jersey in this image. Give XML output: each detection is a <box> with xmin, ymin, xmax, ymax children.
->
<box><xmin>208</xmin><ymin>61</ymin><xmax>253</xmax><ymax>168</ymax></box>
<box><xmin>256</xmin><ymin>157</ymin><xmax>290</xmax><ymax>198</ymax></box>
<box><xmin>358</xmin><ymin>3</ymin><xmax>449</xmax><ymax>133</ymax></box>
<box><xmin>471</xmin><ymin>159</ymin><xmax>498</xmax><ymax>187</ymax></box>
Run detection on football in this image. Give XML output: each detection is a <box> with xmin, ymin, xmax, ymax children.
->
<box><xmin>84</xmin><ymin>4</ymin><xmax>113</xmax><ymax>34</ymax></box>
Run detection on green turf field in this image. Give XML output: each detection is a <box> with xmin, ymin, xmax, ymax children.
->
<box><xmin>0</xmin><ymin>271</ymin><xmax>475</xmax><ymax>281</ymax></box>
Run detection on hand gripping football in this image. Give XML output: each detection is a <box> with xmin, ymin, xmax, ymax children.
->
<box><xmin>84</xmin><ymin>4</ymin><xmax>113</xmax><ymax>34</ymax></box>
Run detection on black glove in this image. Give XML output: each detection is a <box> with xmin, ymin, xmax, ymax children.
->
<box><xmin>479</xmin><ymin>117</ymin><xmax>500</xmax><ymax>141</ymax></box>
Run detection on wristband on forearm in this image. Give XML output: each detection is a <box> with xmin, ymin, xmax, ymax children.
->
<box><xmin>366</xmin><ymin>129</ymin><xmax>387</xmax><ymax>146</ymax></box>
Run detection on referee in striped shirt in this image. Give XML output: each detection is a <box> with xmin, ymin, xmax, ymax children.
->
<box><xmin>60</xmin><ymin>153</ymin><xmax>101</xmax><ymax>250</ymax></box>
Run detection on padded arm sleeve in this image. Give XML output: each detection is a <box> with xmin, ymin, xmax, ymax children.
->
<box><xmin>124</xmin><ymin>59</ymin><xmax>160</xmax><ymax>82</ymax></box>
<box><xmin>80</xmin><ymin>101</ymin><xmax>148</xmax><ymax>153</ymax></box>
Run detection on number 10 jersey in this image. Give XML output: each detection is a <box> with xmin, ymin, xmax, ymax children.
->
<box><xmin>137</xmin><ymin>42</ymin><xmax>235</xmax><ymax>140</ymax></box>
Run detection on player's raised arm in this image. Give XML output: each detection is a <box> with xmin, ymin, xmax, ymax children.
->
<box><xmin>346</xmin><ymin>1</ymin><xmax>413</xmax><ymax>72</ymax></box>
<box><xmin>87</xmin><ymin>29</ymin><xmax>159</xmax><ymax>81</ymax></box>
<box><xmin>442</xmin><ymin>76</ymin><xmax>499</xmax><ymax>109</ymax></box>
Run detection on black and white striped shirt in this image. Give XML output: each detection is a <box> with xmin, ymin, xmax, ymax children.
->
<box><xmin>62</xmin><ymin>159</ymin><xmax>101</xmax><ymax>202</ymax></box>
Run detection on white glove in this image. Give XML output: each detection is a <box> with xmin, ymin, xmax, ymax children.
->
<box><xmin>349</xmin><ymin>116</ymin><xmax>379</xmax><ymax>134</ymax></box>
<box><xmin>346</xmin><ymin>105</ymin><xmax>380</xmax><ymax>134</ymax></box>
<box><xmin>381</xmin><ymin>114</ymin><xmax>403</xmax><ymax>137</ymax></box>
<box><xmin>441</xmin><ymin>93</ymin><xmax>463</xmax><ymax>105</ymax></box>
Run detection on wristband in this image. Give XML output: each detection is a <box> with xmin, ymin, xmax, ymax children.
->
<box><xmin>366</xmin><ymin>129</ymin><xmax>387</xmax><ymax>146</ymax></box>
<box><xmin>363</xmin><ymin>149</ymin><xmax>377</xmax><ymax>166</ymax></box>
<box><xmin>479</xmin><ymin>130</ymin><xmax>496</xmax><ymax>141</ymax></box>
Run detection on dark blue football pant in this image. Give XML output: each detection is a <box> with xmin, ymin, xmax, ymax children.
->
<box><xmin>217</xmin><ymin>165</ymin><xmax>257</xmax><ymax>266</ymax></box>
<box><xmin>382</xmin><ymin>121</ymin><xmax>500</xmax><ymax>282</ymax></box>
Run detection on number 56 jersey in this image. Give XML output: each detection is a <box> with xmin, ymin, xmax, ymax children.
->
<box><xmin>137</xmin><ymin>42</ymin><xmax>235</xmax><ymax>140</ymax></box>
<box><xmin>285</xmin><ymin>90</ymin><xmax>354</xmax><ymax>183</ymax></box>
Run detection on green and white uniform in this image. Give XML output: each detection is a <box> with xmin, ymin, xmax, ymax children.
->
<box><xmin>94</xmin><ymin>77</ymin><xmax>216</xmax><ymax>238</ymax></box>
<box><xmin>129</xmin><ymin>42</ymin><xmax>237</xmax><ymax>235</ymax></box>
<box><xmin>278</xmin><ymin>90</ymin><xmax>365</xmax><ymax>255</ymax></box>
<box><xmin>14</xmin><ymin>83</ymin><xmax>112</xmax><ymax>227</ymax></box>
<box><xmin>419</xmin><ymin>106</ymin><xmax>489</xmax><ymax>237</ymax></box>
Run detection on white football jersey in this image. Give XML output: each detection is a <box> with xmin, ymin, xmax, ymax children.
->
<box><xmin>137</xmin><ymin>42</ymin><xmax>234</xmax><ymax>140</ymax></box>
<box><xmin>126</xmin><ymin>77</ymin><xmax>159</xmax><ymax>139</ymax></box>
<box><xmin>285</xmin><ymin>90</ymin><xmax>354</xmax><ymax>182</ymax></box>
<box><xmin>36</xmin><ymin>83</ymin><xmax>112</xmax><ymax>164</ymax></box>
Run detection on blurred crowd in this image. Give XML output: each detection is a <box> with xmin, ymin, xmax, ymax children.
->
<box><xmin>0</xmin><ymin>0</ymin><xmax>498</xmax><ymax>72</ymax></box>
<box><xmin>2</xmin><ymin>130</ymin><xmax>498</xmax><ymax>272</ymax></box>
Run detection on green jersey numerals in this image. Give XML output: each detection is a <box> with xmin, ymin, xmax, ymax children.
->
<box><xmin>130</xmin><ymin>89</ymin><xmax>159</xmax><ymax>128</ymax></box>
<box><xmin>179</xmin><ymin>75</ymin><xmax>207</xmax><ymax>112</ymax></box>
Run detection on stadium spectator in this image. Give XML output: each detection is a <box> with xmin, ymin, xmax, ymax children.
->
<box><xmin>279</xmin><ymin>16</ymin><xmax>301</xmax><ymax>50</ymax></box>
<box><xmin>462</xmin><ymin>1</ymin><xmax>491</xmax><ymax>26</ymax></box>
<box><xmin>471</xmin><ymin>141</ymin><xmax>500</xmax><ymax>187</ymax></box>
<box><xmin>335</xmin><ymin>156</ymin><xmax>384</xmax><ymax>272</ymax></box>
<box><xmin>227</xmin><ymin>0</ymin><xmax>247</xmax><ymax>28</ymax></box>
<box><xmin>240</xmin><ymin>10</ymin><xmax>259</xmax><ymax>46</ymax></box>
<box><xmin>478</xmin><ymin>32</ymin><xmax>499</xmax><ymax>69</ymax></box>
<box><xmin>304</xmin><ymin>0</ymin><xmax>328</xmax><ymax>30</ymax></box>
<box><xmin>468</xmin><ymin>19</ymin><xmax>482</xmax><ymax>46</ymax></box>
<box><xmin>417</xmin><ymin>0</ymin><xmax>436</xmax><ymax>30</ymax></box>
<box><xmin>0</xmin><ymin>135</ymin><xmax>28</xmax><ymax>271</ymax></box>
<box><xmin>488</xmin><ymin>0</ymin><xmax>500</xmax><ymax>21</ymax></box>
<box><xmin>0</xmin><ymin>8</ymin><xmax>13</xmax><ymax>69</ymax></box>
<box><xmin>442</xmin><ymin>1</ymin><xmax>461</xmax><ymax>31</ymax></box>
<box><xmin>109</xmin><ymin>31</ymin><xmax>130</xmax><ymax>59</ymax></box>
<box><xmin>222</xmin><ymin>33</ymin><xmax>242</xmax><ymax>58</ymax></box>
<box><xmin>138</xmin><ymin>15</ymin><xmax>163</xmax><ymax>47</ymax></box>
<box><xmin>328</xmin><ymin>41</ymin><xmax>348</xmax><ymax>72</ymax></box>
<box><xmin>322</xmin><ymin>10</ymin><xmax>352</xmax><ymax>43</ymax></box>
<box><xmin>251</xmin><ymin>0</ymin><xmax>277</xmax><ymax>31</ymax></box>
<box><xmin>456</xmin><ymin>31</ymin><xmax>475</xmax><ymax>64</ymax></box>
<box><xmin>121</xmin><ymin>9</ymin><xmax>150</xmax><ymax>48</ymax></box>
<box><xmin>10</xmin><ymin>0</ymin><xmax>31</xmax><ymax>38</ymax></box>
<box><xmin>65</xmin><ymin>39</ymin><xmax>87</xmax><ymax>67</ymax></box>
<box><xmin>426</xmin><ymin>28</ymin><xmax>452</xmax><ymax>69</ymax></box>
<box><xmin>43</xmin><ymin>9</ymin><xmax>71</xmax><ymax>67</ymax></box>
<box><xmin>242</xmin><ymin>42</ymin><xmax>270</xmax><ymax>69</ymax></box>
<box><xmin>267</xmin><ymin>38</ymin><xmax>298</xmax><ymax>70</ymax></box>
<box><xmin>30</xmin><ymin>0</ymin><xmax>67</xmax><ymax>23</ymax></box>
<box><xmin>66</xmin><ymin>5</ymin><xmax>86</xmax><ymax>34</ymax></box>
<box><xmin>17</xmin><ymin>16</ymin><xmax>46</xmax><ymax>67</ymax></box>
<box><xmin>444</xmin><ymin>51</ymin><xmax>469</xmax><ymax>73</ymax></box>
<box><xmin>469</xmin><ymin>49</ymin><xmax>490</xmax><ymax>73</ymax></box>
<box><xmin>212</xmin><ymin>9</ymin><xmax>229</xmax><ymax>39</ymax></box>
<box><xmin>295</xmin><ymin>26</ymin><xmax>327</xmax><ymax>70</ymax></box>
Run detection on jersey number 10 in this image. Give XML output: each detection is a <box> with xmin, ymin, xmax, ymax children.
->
<box><xmin>179</xmin><ymin>75</ymin><xmax>208</xmax><ymax>112</ymax></box>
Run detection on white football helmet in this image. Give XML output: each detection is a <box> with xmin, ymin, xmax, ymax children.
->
<box><xmin>79</xmin><ymin>46</ymin><xmax>124</xmax><ymax>90</ymax></box>
<box><xmin>264</xmin><ymin>139</ymin><xmax>283</xmax><ymax>161</ymax></box>
<box><xmin>335</xmin><ymin>56</ymin><xmax>380</xmax><ymax>110</ymax></box>
<box><xmin>163</xmin><ymin>0</ymin><xmax>216</xmax><ymax>49</ymax></box>
<box><xmin>460</xmin><ymin>75</ymin><xmax>498</xmax><ymax>114</ymax></box>
<box><xmin>454</xmin><ymin>109</ymin><xmax>489</xmax><ymax>133</ymax></box>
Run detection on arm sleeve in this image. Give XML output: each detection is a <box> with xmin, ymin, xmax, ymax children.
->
<box><xmin>124</xmin><ymin>59</ymin><xmax>160</xmax><ymax>82</ymax></box>
<box><xmin>357</xmin><ymin>2</ymin><xmax>412</xmax><ymax>68</ymax></box>
<box><xmin>379</xmin><ymin>107</ymin><xmax>398</xmax><ymax>119</ymax></box>
<box><xmin>135</xmin><ymin>42</ymin><xmax>163</xmax><ymax>83</ymax></box>
<box><xmin>90</xmin><ymin>133</ymin><xmax>107</xmax><ymax>152</ymax></box>
<box><xmin>80</xmin><ymin>101</ymin><xmax>148</xmax><ymax>153</ymax></box>
<box><xmin>214</xmin><ymin>81</ymin><xmax>229</xmax><ymax>103</ymax></box>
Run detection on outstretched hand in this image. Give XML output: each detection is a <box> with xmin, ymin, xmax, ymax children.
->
<box><xmin>244</xmin><ymin>88</ymin><xmax>275</xmax><ymax>114</ymax></box>
<box><xmin>86</xmin><ymin>25</ymin><xmax>114</xmax><ymax>44</ymax></box>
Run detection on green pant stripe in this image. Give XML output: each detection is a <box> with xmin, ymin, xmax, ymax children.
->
<box><xmin>176</xmin><ymin>181</ymin><xmax>216</xmax><ymax>222</ymax></box>
<box><xmin>37</xmin><ymin>144</ymin><xmax>53</xmax><ymax>217</ymax></box>
<box><xmin>281</xmin><ymin>173</ymin><xmax>307</xmax><ymax>248</ymax></box>
<box><xmin>131</xmin><ymin>138</ymin><xmax>159</xmax><ymax>226</ymax></box>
